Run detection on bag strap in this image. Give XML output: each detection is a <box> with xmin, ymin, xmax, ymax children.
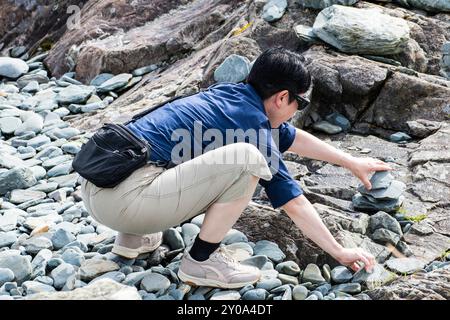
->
<box><xmin>123</xmin><ymin>84</ymin><xmax>216</xmax><ymax>126</ymax></box>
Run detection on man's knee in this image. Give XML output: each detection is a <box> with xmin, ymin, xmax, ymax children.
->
<box><xmin>224</xmin><ymin>142</ymin><xmax>269</xmax><ymax>174</ymax></box>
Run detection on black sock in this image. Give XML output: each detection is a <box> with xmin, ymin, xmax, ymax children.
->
<box><xmin>189</xmin><ymin>234</ymin><xmax>221</xmax><ymax>262</ymax></box>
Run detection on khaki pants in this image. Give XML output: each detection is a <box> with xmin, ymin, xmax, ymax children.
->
<box><xmin>80</xmin><ymin>143</ymin><xmax>272</xmax><ymax>235</ymax></box>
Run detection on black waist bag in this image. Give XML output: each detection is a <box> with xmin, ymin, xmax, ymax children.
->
<box><xmin>72</xmin><ymin>87</ymin><xmax>209</xmax><ymax>188</ymax></box>
<box><xmin>72</xmin><ymin>123</ymin><xmax>150</xmax><ymax>188</ymax></box>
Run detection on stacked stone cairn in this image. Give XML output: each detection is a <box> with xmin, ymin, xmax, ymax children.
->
<box><xmin>352</xmin><ymin>171</ymin><xmax>405</xmax><ymax>213</ymax></box>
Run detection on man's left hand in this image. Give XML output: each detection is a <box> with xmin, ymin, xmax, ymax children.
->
<box><xmin>346</xmin><ymin>157</ymin><xmax>392</xmax><ymax>190</ymax></box>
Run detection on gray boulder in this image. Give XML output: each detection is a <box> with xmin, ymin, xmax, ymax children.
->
<box><xmin>214</xmin><ymin>54</ymin><xmax>251</xmax><ymax>83</ymax></box>
<box><xmin>312</xmin><ymin>5</ymin><xmax>410</xmax><ymax>55</ymax></box>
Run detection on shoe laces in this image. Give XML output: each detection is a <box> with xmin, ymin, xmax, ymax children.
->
<box><xmin>214</xmin><ymin>246</ymin><xmax>240</xmax><ymax>268</ymax></box>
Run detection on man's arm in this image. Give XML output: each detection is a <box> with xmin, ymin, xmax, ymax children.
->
<box><xmin>281</xmin><ymin>128</ymin><xmax>392</xmax><ymax>271</ymax></box>
<box><xmin>282</xmin><ymin>195</ymin><xmax>375</xmax><ymax>271</ymax></box>
<box><xmin>287</xmin><ymin>128</ymin><xmax>391</xmax><ymax>189</ymax></box>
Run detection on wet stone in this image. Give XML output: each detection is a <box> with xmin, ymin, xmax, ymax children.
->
<box><xmin>302</xmin><ymin>264</ymin><xmax>326</xmax><ymax>284</ymax></box>
<box><xmin>253</xmin><ymin>240</ymin><xmax>285</xmax><ymax>264</ymax></box>
<box><xmin>242</xmin><ymin>288</ymin><xmax>268</xmax><ymax>300</ymax></box>
<box><xmin>330</xmin><ymin>266</ymin><xmax>353</xmax><ymax>284</ymax></box>
<box><xmin>275</xmin><ymin>261</ymin><xmax>301</xmax><ymax>276</ymax></box>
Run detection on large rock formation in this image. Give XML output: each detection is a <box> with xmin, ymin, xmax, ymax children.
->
<box><xmin>365</xmin><ymin>268</ymin><xmax>450</xmax><ymax>300</ymax></box>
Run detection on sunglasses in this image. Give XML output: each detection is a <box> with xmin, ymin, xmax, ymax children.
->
<box><xmin>290</xmin><ymin>92</ymin><xmax>310</xmax><ymax>111</ymax></box>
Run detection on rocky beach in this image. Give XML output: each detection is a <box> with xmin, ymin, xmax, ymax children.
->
<box><xmin>0</xmin><ymin>0</ymin><xmax>449</xmax><ymax>300</ymax></box>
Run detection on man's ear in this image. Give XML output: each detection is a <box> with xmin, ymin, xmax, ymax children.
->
<box><xmin>275</xmin><ymin>90</ymin><xmax>289</xmax><ymax>108</ymax></box>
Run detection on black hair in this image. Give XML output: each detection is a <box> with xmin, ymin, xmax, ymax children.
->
<box><xmin>246</xmin><ymin>47</ymin><xmax>311</xmax><ymax>102</ymax></box>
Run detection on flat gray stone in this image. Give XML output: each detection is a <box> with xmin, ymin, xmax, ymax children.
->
<box><xmin>14</xmin><ymin>113</ymin><xmax>43</xmax><ymax>135</ymax></box>
<box><xmin>253</xmin><ymin>240</ymin><xmax>286</xmax><ymax>264</ymax></box>
<box><xmin>361</xmin><ymin>171</ymin><xmax>394</xmax><ymax>191</ymax></box>
<box><xmin>299</xmin><ymin>0</ymin><xmax>359</xmax><ymax>9</ymax></box>
<box><xmin>80</xmin><ymin>102</ymin><xmax>106</xmax><ymax>113</ymax></box>
<box><xmin>330</xmin><ymin>266</ymin><xmax>353</xmax><ymax>284</ymax></box>
<box><xmin>210</xmin><ymin>290</ymin><xmax>241</xmax><ymax>300</ymax></box>
<box><xmin>352</xmin><ymin>264</ymin><xmax>397</xmax><ymax>290</ymax></box>
<box><xmin>9</xmin><ymin>189</ymin><xmax>46</xmax><ymax>204</ymax></box>
<box><xmin>132</xmin><ymin>65</ymin><xmax>157</xmax><ymax>77</ymax></box>
<box><xmin>23</xmin><ymin>236</ymin><xmax>53</xmax><ymax>255</ymax></box>
<box><xmin>78</xmin><ymin>259</ymin><xmax>120</xmax><ymax>282</ymax></box>
<box><xmin>385</xmin><ymin>257</ymin><xmax>426</xmax><ymax>275</ymax></box>
<box><xmin>312</xmin><ymin>120</ymin><xmax>342</xmax><ymax>134</ymax></box>
<box><xmin>0</xmin><ymin>250</ymin><xmax>32</xmax><ymax>284</ymax></box>
<box><xmin>256</xmin><ymin>278</ymin><xmax>282</xmax><ymax>291</ymax></box>
<box><xmin>51</xmin><ymin>127</ymin><xmax>80</xmax><ymax>140</ymax></box>
<box><xmin>278</xmin><ymin>273</ymin><xmax>299</xmax><ymax>285</ymax></box>
<box><xmin>25</xmin><ymin>278</ymin><xmax>141</xmax><ymax>299</ymax></box>
<box><xmin>332</xmin><ymin>282</ymin><xmax>361</xmax><ymax>294</ymax></box>
<box><xmin>56</xmin><ymin>85</ymin><xmax>95</xmax><ymax>104</ymax></box>
<box><xmin>0</xmin><ymin>117</ymin><xmax>22</xmax><ymax>135</ymax></box>
<box><xmin>90</xmin><ymin>73</ymin><xmax>114</xmax><ymax>87</ymax></box>
<box><xmin>140</xmin><ymin>273</ymin><xmax>171</xmax><ymax>293</ymax></box>
<box><xmin>17</xmin><ymin>74</ymin><xmax>49</xmax><ymax>88</ymax></box>
<box><xmin>22</xmin><ymin>81</ymin><xmax>39</xmax><ymax>93</ymax></box>
<box><xmin>97</xmin><ymin>73</ymin><xmax>132</xmax><ymax>92</ymax></box>
<box><xmin>0</xmin><ymin>210</ymin><xmax>20</xmax><ymax>232</ymax></box>
<box><xmin>47</xmin><ymin>161</ymin><xmax>73</xmax><ymax>178</ymax></box>
<box><xmin>222</xmin><ymin>229</ymin><xmax>248</xmax><ymax>245</ymax></box>
<box><xmin>0</xmin><ymin>57</ymin><xmax>29</xmax><ymax>79</ymax></box>
<box><xmin>0</xmin><ymin>232</ymin><xmax>18</xmax><ymax>247</ymax></box>
<box><xmin>22</xmin><ymin>281</ymin><xmax>56</xmax><ymax>295</ymax></box>
<box><xmin>90</xmin><ymin>271</ymin><xmax>126</xmax><ymax>284</ymax></box>
<box><xmin>390</xmin><ymin>131</ymin><xmax>412</xmax><ymax>142</ymax></box>
<box><xmin>242</xmin><ymin>288</ymin><xmax>268</xmax><ymax>300</ymax></box>
<box><xmin>361</xmin><ymin>180</ymin><xmax>406</xmax><ymax>201</ymax></box>
<box><xmin>352</xmin><ymin>193</ymin><xmax>403</xmax><ymax>213</ymax></box>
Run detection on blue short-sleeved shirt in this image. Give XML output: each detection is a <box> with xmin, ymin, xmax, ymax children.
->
<box><xmin>126</xmin><ymin>82</ymin><xmax>303</xmax><ymax>208</ymax></box>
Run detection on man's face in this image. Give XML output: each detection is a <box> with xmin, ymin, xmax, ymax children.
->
<box><xmin>264</xmin><ymin>89</ymin><xmax>310</xmax><ymax>128</ymax></box>
<box><xmin>279</xmin><ymin>90</ymin><xmax>309</xmax><ymax>122</ymax></box>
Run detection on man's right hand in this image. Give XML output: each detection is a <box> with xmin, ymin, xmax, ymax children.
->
<box><xmin>334</xmin><ymin>247</ymin><xmax>376</xmax><ymax>272</ymax></box>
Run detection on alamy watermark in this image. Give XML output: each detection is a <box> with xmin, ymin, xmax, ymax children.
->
<box><xmin>168</xmin><ymin>121</ymin><xmax>281</xmax><ymax>173</ymax></box>
<box><xmin>66</xmin><ymin>5</ymin><xmax>81</xmax><ymax>30</ymax></box>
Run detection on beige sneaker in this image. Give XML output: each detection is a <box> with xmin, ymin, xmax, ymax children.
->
<box><xmin>112</xmin><ymin>232</ymin><xmax>162</xmax><ymax>259</ymax></box>
<box><xmin>178</xmin><ymin>246</ymin><xmax>261</xmax><ymax>289</ymax></box>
